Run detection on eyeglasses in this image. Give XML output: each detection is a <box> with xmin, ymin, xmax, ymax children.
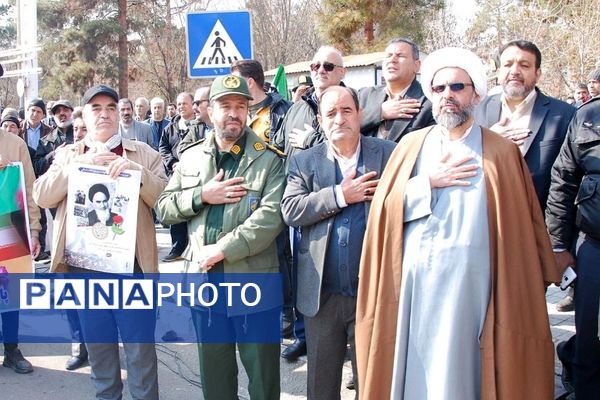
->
<box><xmin>310</xmin><ymin>61</ymin><xmax>341</xmax><ymax>72</ymax></box>
<box><xmin>431</xmin><ymin>82</ymin><xmax>474</xmax><ymax>94</ymax></box>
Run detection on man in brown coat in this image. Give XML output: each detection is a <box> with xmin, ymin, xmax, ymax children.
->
<box><xmin>355</xmin><ymin>47</ymin><xmax>560</xmax><ymax>400</ymax></box>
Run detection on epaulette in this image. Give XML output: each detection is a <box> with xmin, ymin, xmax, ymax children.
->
<box><xmin>267</xmin><ymin>144</ymin><xmax>286</xmax><ymax>158</ymax></box>
<box><xmin>179</xmin><ymin>137</ymin><xmax>206</xmax><ymax>154</ymax></box>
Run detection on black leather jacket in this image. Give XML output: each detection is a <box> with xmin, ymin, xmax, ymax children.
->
<box><xmin>159</xmin><ymin>115</ymin><xmax>203</xmax><ymax>176</ymax></box>
<box><xmin>546</xmin><ymin>97</ymin><xmax>600</xmax><ymax>248</ymax></box>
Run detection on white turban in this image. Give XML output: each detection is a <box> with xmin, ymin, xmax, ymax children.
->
<box><xmin>420</xmin><ymin>47</ymin><xmax>488</xmax><ymax>101</ymax></box>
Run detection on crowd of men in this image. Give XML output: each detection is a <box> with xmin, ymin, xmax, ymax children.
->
<box><xmin>0</xmin><ymin>38</ymin><xmax>599</xmax><ymax>400</ymax></box>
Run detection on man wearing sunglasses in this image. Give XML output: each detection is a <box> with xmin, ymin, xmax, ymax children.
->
<box><xmin>273</xmin><ymin>46</ymin><xmax>346</xmax><ymax>165</ymax></box>
<box><xmin>356</xmin><ymin>47</ymin><xmax>560</xmax><ymax>400</ymax></box>
<box><xmin>179</xmin><ymin>87</ymin><xmax>213</xmax><ymax>154</ymax></box>
<box><xmin>359</xmin><ymin>38</ymin><xmax>435</xmax><ymax>142</ymax></box>
<box><xmin>272</xmin><ymin>45</ymin><xmax>347</xmax><ymax>363</ymax></box>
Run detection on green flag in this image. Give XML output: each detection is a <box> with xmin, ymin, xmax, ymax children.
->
<box><xmin>0</xmin><ymin>165</ymin><xmax>21</xmax><ymax>215</ymax></box>
<box><xmin>273</xmin><ymin>64</ymin><xmax>289</xmax><ymax>101</ymax></box>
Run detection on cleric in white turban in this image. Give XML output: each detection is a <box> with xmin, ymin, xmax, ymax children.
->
<box><xmin>420</xmin><ymin>47</ymin><xmax>489</xmax><ymax>101</ymax></box>
<box><xmin>355</xmin><ymin>47</ymin><xmax>560</xmax><ymax>400</ymax></box>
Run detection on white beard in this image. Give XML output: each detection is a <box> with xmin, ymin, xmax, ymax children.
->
<box><xmin>96</xmin><ymin>209</ymin><xmax>110</xmax><ymax>223</ymax></box>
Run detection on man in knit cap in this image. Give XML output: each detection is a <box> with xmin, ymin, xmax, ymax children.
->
<box><xmin>587</xmin><ymin>68</ymin><xmax>600</xmax><ymax>99</ymax></box>
<box><xmin>355</xmin><ymin>47</ymin><xmax>561</xmax><ymax>400</ymax></box>
<box><xmin>1</xmin><ymin>108</ymin><xmax>21</xmax><ymax>135</ymax></box>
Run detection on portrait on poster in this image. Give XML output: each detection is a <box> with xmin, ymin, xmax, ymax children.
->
<box><xmin>65</xmin><ymin>164</ymin><xmax>141</xmax><ymax>274</ymax></box>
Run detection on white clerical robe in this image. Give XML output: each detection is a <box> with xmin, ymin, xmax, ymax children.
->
<box><xmin>390</xmin><ymin>124</ymin><xmax>491</xmax><ymax>400</ymax></box>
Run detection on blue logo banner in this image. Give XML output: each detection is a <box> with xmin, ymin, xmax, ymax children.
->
<box><xmin>1</xmin><ymin>273</ymin><xmax>282</xmax><ymax>344</ymax></box>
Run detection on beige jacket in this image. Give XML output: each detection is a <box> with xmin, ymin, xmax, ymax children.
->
<box><xmin>0</xmin><ymin>129</ymin><xmax>41</xmax><ymax>237</ymax></box>
<box><xmin>33</xmin><ymin>139</ymin><xmax>167</xmax><ymax>273</ymax></box>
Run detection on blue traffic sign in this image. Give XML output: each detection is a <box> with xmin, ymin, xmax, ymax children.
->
<box><xmin>186</xmin><ymin>11</ymin><xmax>253</xmax><ymax>78</ymax></box>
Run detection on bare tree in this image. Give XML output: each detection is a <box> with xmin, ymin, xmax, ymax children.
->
<box><xmin>246</xmin><ymin>0</ymin><xmax>321</xmax><ymax>69</ymax></box>
<box><xmin>423</xmin><ymin>5</ymin><xmax>465</xmax><ymax>52</ymax></box>
<box><xmin>127</xmin><ymin>0</ymin><xmax>209</xmax><ymax>101</ymax></box>
<box><xmin>465</xmin><ymin>0</ymin><xmax>600</xmax><ymax>97</ymax></box>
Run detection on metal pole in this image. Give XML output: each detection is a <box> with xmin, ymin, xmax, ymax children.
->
<box><xmin>18</xmin><ymin>0</ymin><xmax>39</xmax><ymax>105</ymax></box>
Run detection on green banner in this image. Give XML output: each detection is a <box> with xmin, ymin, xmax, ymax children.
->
<box><xmin>0</xmin><ymin>165</ymin><xmax>21</xmax><ymax>215</ymax></box>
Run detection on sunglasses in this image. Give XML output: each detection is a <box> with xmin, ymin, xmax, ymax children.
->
<box><xmin>431</xmin><ymin>82</ymin><xmax>474</xmax><ymax>94</ymax></box>
<box><xmin>310</xmin><ymin>61</ymin><xmax>341</xmax><ymax>72</ymax></box>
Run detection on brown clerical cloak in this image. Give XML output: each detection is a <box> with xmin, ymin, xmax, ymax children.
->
<box><xmin>355</xmin><ymin>126</ymin><xmax>560</xmax><ymax>400</ymax></box>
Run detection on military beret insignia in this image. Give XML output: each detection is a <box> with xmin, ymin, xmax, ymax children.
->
<box><xmin>223</xmin><ymin>76</ymin><xmax>241</xmax><ymax>89</ymax></box>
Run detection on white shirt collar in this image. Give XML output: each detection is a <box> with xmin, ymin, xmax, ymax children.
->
<box><xmin>327</xmin><ymin>139</ymin><xmax>361</xmax><ymax>178</ymax></box>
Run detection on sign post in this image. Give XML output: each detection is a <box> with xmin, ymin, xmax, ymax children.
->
<box><xmin>186</xmin><ymin>10</ymin><xmax>253</xmax><ymax>79</ymax></box>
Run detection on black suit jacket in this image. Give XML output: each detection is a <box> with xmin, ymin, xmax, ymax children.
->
<box><xmin>475</xmin><ymin>88</ymin><xmax>576</xmax><ymax>209</ymax></box>
<box><xmin>358</xmin><ymin>79</ymin><xmax>436</xmax><ymax>143</ymax></box>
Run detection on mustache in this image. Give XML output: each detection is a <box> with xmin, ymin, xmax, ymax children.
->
<box><xmin>226</xmin><ymin>116</ymin><xmax>243</xmax><ymax>124</ymax></box>
<box><xmin>440</xmin><ymin>98</ymin><xmax>460</xmax><ymax>107</ymax></box>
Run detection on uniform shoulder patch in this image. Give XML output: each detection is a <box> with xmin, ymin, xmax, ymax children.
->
<box><xmin>231</xmin><ymin>144</ymin><xmax>242</xmax><ymax>155</ymax></box>
<box><xmin>253</xmin><ymin>142</ymin><xmax>265</xmax><ymax>151</ymax></box>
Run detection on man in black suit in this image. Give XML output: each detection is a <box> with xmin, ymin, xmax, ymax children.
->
<box><xmin>475</xmin><ymin>40</ymin><xmax>575</xmax><ymax>211</ymax></box>
<box><xmin>474</xmin><ymin>40</ymin><xmax>576</xmax><ymax>311</ymax></box>
<box><xmin>358</xmin><ymin>37</ymin><xmax>435</xmax><ymax>142</ymax></box>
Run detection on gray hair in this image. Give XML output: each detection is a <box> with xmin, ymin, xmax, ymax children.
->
<box><xmin>150</xmin><ymin>97</ymin><xmax>165</xmax><ymax>107</ymax></box>
<box><xmin>314</xmin><ymin>46</ymin><xmax>344</xmax><ymax>66</ymax></box>
<box><xmin>135</xmin><ymin>97</ymin><xmax>149</xmax><ymax>106</ymax></box>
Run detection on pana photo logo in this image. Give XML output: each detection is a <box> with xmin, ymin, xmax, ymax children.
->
<box><xmin>20</xmin><ymin>278</ymin><xmax>262</xmax><ymax>310</ymax></box>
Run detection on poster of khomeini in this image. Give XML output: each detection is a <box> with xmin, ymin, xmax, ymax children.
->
<box><xmin>64</xmin><ymin>164</ymin><xmax>141</xmax><ymax>274</ymax></box>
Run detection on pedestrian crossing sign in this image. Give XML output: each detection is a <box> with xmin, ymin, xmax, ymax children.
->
<box><xmin>186</xmin><ymin>10</ymin><xmax>253</xmax><ymax>78</ymax></box>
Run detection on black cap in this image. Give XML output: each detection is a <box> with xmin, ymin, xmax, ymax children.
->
<box><xmin>51</xmin><ymin>99</ymin><xmax>74</xmax><ymax>113</ymax></box>
<box><xmin>27</xmin><ymin>98</ymin><xmax>46</xmax><ymax>114</ymax></box>
<box><xmin>82</xmin><ymin>84</ymin><xmax>119</xmax><ymax>105</ymax></box>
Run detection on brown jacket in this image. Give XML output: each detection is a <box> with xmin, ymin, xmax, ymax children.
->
<box><xmin>33</xmin><ymin>139</ymin><xmax>167</xmax><ymax>273</ymax></box>
<box><xmin>19</xmin><ymin>120</ymin><xmax>53</xmax><ymax>150</ymax></box>
<box><xmin>355</xmin><ymin>126</ymin><xmax>560</xmax><ymax>400</ymax></box>
<box><xmin>0</xmin><ymin>129</ymin><xmax>41</xmax><ymax>237</ymax></box>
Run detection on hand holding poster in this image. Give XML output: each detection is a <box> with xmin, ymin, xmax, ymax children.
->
<box><xmin>65</xmin><ymin>164</ymin><xmax>141</xmax><ymax>274</ymax></box>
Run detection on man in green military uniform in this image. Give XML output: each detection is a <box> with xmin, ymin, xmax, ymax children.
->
<box><xmin>156</xmin><ymin>75</ymin><xmax>285</xmax><ymax>400</ymax></box>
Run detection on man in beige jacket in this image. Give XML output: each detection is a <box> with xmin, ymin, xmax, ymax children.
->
<box><xmin>33</xmin><ymin>84</ymin><xmax>167</xmax><ymax>400</ymax></box>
